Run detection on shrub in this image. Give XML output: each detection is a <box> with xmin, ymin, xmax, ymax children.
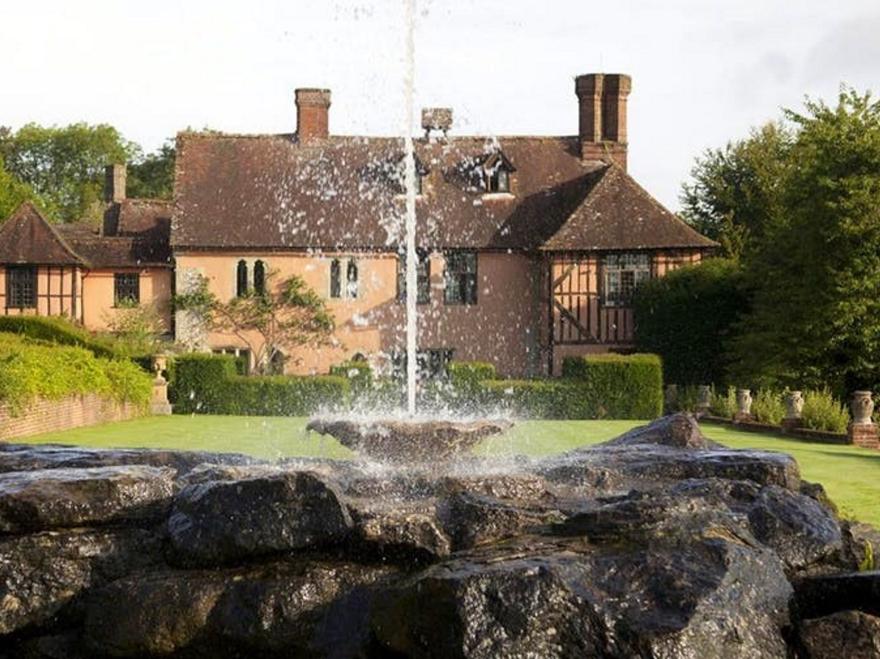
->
<box><xmin>0</xmin><ymin>334</ymin><xmax>151</xmax><ymax>415</ymax></box>
<box><xmin>448</xmin><ymin>361</ymin><xmax>496</xmax><ymax>388</ymax></box>
<box><xmin>330</xmin><ymin>361</ymin><xmax>373</xmax><ymax>393</ymax></box>
<box><xmin>0</xmin><ymin>315</ymin><xmax>119</xmax><ymax>359</ymax></box>
<box><xmin>752</xmin><ymin>389</ymin><xmax>786</xmax><ymax>425</ymax></box>
<box><xmin>801</xmin><ymin>388</ymin><xmax>850</xmax><ymax>433</ymax></box>
<box><xmin>710</xmin><ymin>386</ymin><xmax>737</xmax><ymax>418</ymax></box>
<box><xmin>170</xmin><ymin>353</ymin><xmax>349</xmax><ymax>415</ymax></box>
<box><xmin>633</xmin><ymin>259</ymin><xmax>748</xmax><ymax>385</ymax></box>
<box><xmin>562</xmin><ymin>353</ymin><xmax>663</xmax><ymax>419</ymax></box>
<box><xmin>669</xmin><ymin>385</ymin><xmax>701</xmax><ymax>413</ymax></box>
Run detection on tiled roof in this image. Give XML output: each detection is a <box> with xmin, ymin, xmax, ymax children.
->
<box><xmin>172</xmin><ymin>132</ymin><xmax>715</xmax><ymax>252</ymax></box>
<box><xmin>57</xmin><ymin>224</ymin><xmax>172</xmax><ymax>269</ymax></box>
<box><xmin>0</xmin><ymin>203</ymin><xmax>84</xmax><ymax>265</ymax></box>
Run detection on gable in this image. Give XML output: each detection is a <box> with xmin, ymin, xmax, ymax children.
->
<box><xmin>0</xmin><ymin>203</ymin><xmax>85</xmax><ymax>266</ymax></box>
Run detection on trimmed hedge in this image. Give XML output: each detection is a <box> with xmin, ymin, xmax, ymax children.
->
<box><xmin>329</xmin><ymin>361</ymin><xmax>373</xmax><ymax>393</ymax></box>
<box><xmin>170</xmin><ymin>354</ymin><xmax>349</xmax><ymax>416</ymax></box>
<box><xmin>0</xmin><ymin>315</ymin><xmax>119</xmax><ymax>359</ymax></box>
<box><xmin>481</xmin><ymin>379</ymin><xmax>586</xmax><ymax>419</ymax></box>
<box><xmin>562</xmin><ymin>353</ymin><xmax>664</xmax><ymax>418</ymax></box>
<box><xmin>0</xmin><ymin>334</ymin><xmax>152</xmax><ymax>415</ymax></box>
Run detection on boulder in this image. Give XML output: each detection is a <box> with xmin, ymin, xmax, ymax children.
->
<box><xmin>600</xmin><ymin>412</ymin><xmax>717</xmax><ymax>449</ymax></box>
<box><xmin>83</xmin><ymin>561</ymin><xmax>397</xmax><ymax>658</ymax></box>
<box><xmin>795</xmin><ymin>571</ymin><xmax>880</xmax><ymax>619</ymax></box>
<box><xmin>0</xmin><ymin>466</ymin><xmax>174</xmax><ymax>533</ymax></box>
<box><xmin>372</xmin><ymin>535</ymin><xmax>793</xmax><ymax>658</ymax></box>
<box><xmin>168</xmin><ymin>471</ymin><xmax>352</xmax><ymax>566</ymax></box>
<box><xmin>348</xmin><ymin>499</ymin><xmax>451</xmax><ymax>560</ymax></box>
<box><xmin>0</xmin><ymin>527</ymin><xmax>163</xmax><ymax>635</ymax></box>
<box><xmin>799</xmin><ymin>610</ymin><xmax>880</xmax><ymax>659</ymax></box>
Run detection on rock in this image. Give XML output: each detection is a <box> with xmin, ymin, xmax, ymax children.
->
<box><xmin>795</xmin><ymin>571</ymin><xmax>880</xmax><ymax>619</ymax></box>
<box><xmin>441</xmin><ymin>492</ymin><xmax>566</xmax><ymax>550</ymax></box>
<box><xmin>0</xmin><ymin>466</ymin><xmax>174</xmax><ymax>533</ymax></box>
<box><xmin>372</xmin><ymin>535</ymin><xmax>793</xmax><ymax>658</ymax></box>
<box><xmin>3</xmin><ymin>632</ymin><xmax>87</xmax><ymax>659</ymax></box>
<box><xmin>0</xmin><ymin>527</ymin><xmax>163</xmax><ymax>635</ymax></box>
<box><xmin>83</xmin><ymin>561</ymin><xmax>396</xmax><ymax>658</ymax></box>
<box><xmin>0</xmin><ymin>443</ymin><xmax>257</xmax><ymax>477</ymax></box>
<box><xmin>799</xmin><ymin>610</ymin><xmax>880</xmax><ymax>659</ymax></box>
<box><xmin>601</xmin><ymin>412</ymin><xmax>717</xmax><ymax>449</ymax></box>
<box><xmin>349</xmin><ymin>499</ymin><xmax>451</xmax><ymax>560</ymax></box>
<box><xmin>438</xmin><ymin>473</ymin><xmax>552</xmax><ymax>500</ymax></box>
<box><xmin>539</xmin><ymin>444</ymin><xmax>801</xmax><ymax>494</ymax></box>
<box><xmin>168</xmin><ymin>471</ymin><xmax>352</xmax><ymax>566</ymax></box>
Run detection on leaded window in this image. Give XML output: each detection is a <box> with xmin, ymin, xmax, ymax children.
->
<box><xmin>253</xmin><ymin>260</ymin><xmax>266</xmax><ymax>295</ymax></box>
<box><xmin>602</xmin><ymin>253</ymin><xmax>651</xmax><ymax>306</ymax></box>
<box><xmin>444</xmin><ymin>252</ymin><xmax>477</xmax><ymax>305</ymax></box>
<box><xmin>6</xmin><ymin>266</ymin><xmax>37</xmax><ymax>309</ymax></box>
<box><xmin>113</xmin><ymin>273</ymin><xmax>140</xmax><ymax>306</ymax></box>
<box><xmin>397</xmin><ymin>249</ymin><xmax>430</xmax><ymax>304</ymax></box>
<box><xmin>236</xmin><ymin>260</ymin><xmax>248</xmax><ymax>297</ymax></box>
<box><xmin>330</xmin><ymin>258</ymin><xmax>358</xmax><ymax>299</ymax></box>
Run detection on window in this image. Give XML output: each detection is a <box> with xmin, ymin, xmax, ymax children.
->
<box><xmin>392</xmin><ymin>348</ymin><xmax>453</xmax><ymax>380</ymax></box>
<box><xmin>6</xmin><ymin>266</ymin><xmax>37</xmax><ymax>309</ymax></box>
<box><xmin>330</xmin><ymin>258</ymin><xmax>358</xmax><ymax>299</ymax></box>
<box><xmin>113</xmin><ymin>273</ymin><xmax>140</xmax><ymax>306</ymax></box>
<box><xmin>602</xmin><ymin>253</ymin><xmax>651</xmax><ymax>306</ymax></box>
<box><xmin>236</xmin><ymin>260</ymin><xmax>248</xmax><ymax>297</ymax></box>
<box><xmin>444</xmin><ymin>251</ymin><xmax>477</xmax><ymax>305</ymax></box>
<box><xmin>346</xmin><ymin>260</ymin><xmax>359</xmax><ymax>298</ymax></box>
<box><xmin>253</xmin><ymin>260</ymin><xmax>266</xmax><ymax>295</ymax></box>
<box><xmin>486</xmin><ymin>167</ymin><xmax>510</xmax><ymax>193</ymax></box>
<box><xmin>397</xmin><ymin>249</ymin><xmax>430</xmax><ymax>304</ymax></box>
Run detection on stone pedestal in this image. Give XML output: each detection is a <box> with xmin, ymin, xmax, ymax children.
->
<box><xmin>848</xmin><ymin>391</ymin><xmax>877</xmax><ymax>449</ymax></box>
<box><xmin>150</xmin><ymin>354</ymin><xmax>173</xmax><ymax>416</ymax></box>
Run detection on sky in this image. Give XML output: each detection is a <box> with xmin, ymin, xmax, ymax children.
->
<box><xmin>3</xmin><ymin>0</ymin><xmax>878</xmax><ymax>210</ymax></box>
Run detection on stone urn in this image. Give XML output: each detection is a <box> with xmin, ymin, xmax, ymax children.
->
<box><xmin>851</xmin><ymin>391</ymin><xmax>875</xmax><ymax>426</ymax></box>
<box><xmin>664</xmin><ymin>384</ymin><xmax>678</xmax><ymax>412</ymax></box>
<box><xmin>696</xmin><ymin>385</ymin><xmax>712</xmax><ymax>415</ymax></box>
<box><xmin>782</xmin><ymin>391</ymin><xmax>804</xmax><ymax>431</ymax></box>
<box><xmin>150</xmin><ymin>354</ymin><xmax>173</xmax><ymax>416</ymax></box>
<box><xmin>735</xmin><ymin>388</ymin><xmax>753</xmax><ymax>422</ymax></box>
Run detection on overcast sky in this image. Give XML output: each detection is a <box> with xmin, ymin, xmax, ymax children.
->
<box><xmin>3</xmin><ymin>0</ymin><xmax>878</xmax><ymax>209</ymax></box>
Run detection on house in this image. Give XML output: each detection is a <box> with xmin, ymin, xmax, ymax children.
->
<box><xmin>0</xmin><ymin>167</ymin><xmax>173</xmax><ymax>331</ymax></box>
<box><xmin>0</xmin><ymin>72</ymin><xmax>715</xmax><ymax>376</ymax></box>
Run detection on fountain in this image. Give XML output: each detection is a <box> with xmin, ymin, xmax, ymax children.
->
<box><xmin>304</xmin><ymin>0</ymin><xmax>511</xmax><ymax>465</ymax></box>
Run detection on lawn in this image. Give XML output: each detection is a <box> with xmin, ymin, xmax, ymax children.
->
<box><xmin>18</xmin><ymin>416</ymin><xmax>880</xmax><ymax>526</ymax></box>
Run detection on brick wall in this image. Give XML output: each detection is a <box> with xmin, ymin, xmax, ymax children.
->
<box><xmin>0</xmin><ymin>394</ymin><xmax>144</xmax><ymax>440</ymax></box>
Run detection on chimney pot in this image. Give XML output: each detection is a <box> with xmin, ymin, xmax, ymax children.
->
<box><xmin>104</xmin><ymin>163</ymin><xmax>126</xmax><ymax>203</ymax></box>
<box><xmin>295</xmin><ymin>88</ymin><xmax>331</xmax><ymax>143</ymax></box>
<box><xmin>421</xmin><ymin>107</ymin><xmax>453</xmax><ymax>137</ymax></box>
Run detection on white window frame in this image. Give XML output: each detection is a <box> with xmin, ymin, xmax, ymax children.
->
<box><xmin>602</xmin><ymin>253</ymin><xmax>651</xmax><ymax>307</ymax></box>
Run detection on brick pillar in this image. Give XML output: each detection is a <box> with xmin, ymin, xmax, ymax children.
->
<box><xmin>575</xmin><ymin>73</ymin><xmax>631</xmax><ymax>170</ymax></box>
<box><xmin>848</xmin><ymin>391</ymin><xmax>878</xmax><ymax>448</ymax></box>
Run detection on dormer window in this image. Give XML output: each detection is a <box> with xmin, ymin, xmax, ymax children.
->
<box><xmin>477</xmin><ymin>150</ymin><xmax>515</xmax><ymax>194</ymax></box>
<box><xmin>390</xmin><ymin>154</ymin><xmax>429</xmax><ymax>196</ymax></box>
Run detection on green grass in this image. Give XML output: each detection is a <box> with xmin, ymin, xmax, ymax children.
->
<box><xmin>17</xmin><ymin>416</ymin><xmax>880</xmax><ymax>526</ymax></box>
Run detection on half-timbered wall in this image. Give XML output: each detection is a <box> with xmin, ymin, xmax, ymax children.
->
<box><xmin>0</xmin><ymin>266</ymin><xmax>80</xmax><ymax>320</ymax></box>
<box><xmin>549</xmin><ymin>249</ymin><xmax>703</xmax><ymax>347</ymax></box>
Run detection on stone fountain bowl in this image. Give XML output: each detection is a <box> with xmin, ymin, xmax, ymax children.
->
<box><xmin>305</xmin><ymin>417</ymin><xmax>514</xmax><ymax>464</ymax></box>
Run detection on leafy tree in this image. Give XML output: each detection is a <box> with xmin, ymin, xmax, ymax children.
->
<box><xmin>729</xmin><ymin>89</ymin><xmax>880</xmax><ymax>394</ymax></box>
<box><xmin>680</xmin><ymin>123</ymin><xmax>792</xmax><ymax>259</ymax></box>
<box><xmin>174</xmin><ymin>272</ymin><xmax>335</xmax><ymax>375</ymax></box>
<box><xmin>0</xmin><ymin>155</ymin><xmax>38</xmax><ymax>220</ymax></box>
<box><xmin>101</xmin><ymin>300</ymin><xmax>167</xmax><ymax>357</ymax></box>
<box><xmin>0</xmin><ymin>123</ymin><xmax>138</xmax><ymax>222</ymax></box>
<box><xmin>128</xmin><ymin>139</ymin><xmax>175</xmax><ymax>199</ymax></box>
<box><xmin>633</xmin><ymin>258</ymin><xmax>748</xmax><ymax>385</ymax></box>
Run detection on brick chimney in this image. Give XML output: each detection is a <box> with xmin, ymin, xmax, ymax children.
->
<box><xmin>104</xmin><ymin>163</ymin><xmax>126</xmax><ymax>203</ymax></box>
<box><xmin>575</xmin><ymin>73</ymin><xmax>631</xmax><ymax>170</ymax></box>
<box><xmin>295</xmin><ymin>88</ymin><xmax>331</xmax><ymax>143</ymax></box>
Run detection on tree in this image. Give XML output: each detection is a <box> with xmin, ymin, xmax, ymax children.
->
<box><xmin>101</xmin><ymin>300</ymin><xmax>167</xmax><ymax>357</ymax></box>
<box><xmin>0</xmin><ymin>155</ymin><xmax>38</xmax><ymax>220</ymax></box>
<box><xmin>0</xmin><ymin>123</ymin><xmax>138</xmax><ymax>222</ymax></box>
<box><xmin>729</xmin><ymin>89</ymin><xmax>880</xmax><ymax>394</ymax></box>
<box><xmin>680</xmin><ymin>123</ymin><xmax>792</xmax><ymax>259</ymax></box>
<box><xmin>128</xmin><ymin>139</ymin><xmax>175</xmax><ymax>199</ymax></box>
<box><xmin>633</xmin><ymin>258</ymin><xmax>748</xmax><ymax>385</ymax></box>
<box><xmin>175</xmin><ymin>272</ymin><xmax>335</xmax><ymax>375</ymax></box>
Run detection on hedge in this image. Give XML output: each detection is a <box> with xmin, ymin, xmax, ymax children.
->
<box><xmin>170</xmin><ymin>353</ymin><xmax>349</xmax><ymax>416</ymax></box>
<box><xmin>0</xmin><ymin>333</ymin><xmax>152</xmax><ymax>415</ymax></box>
<box><xmin>632</xmin><ymin>258</ymin><xmax>747</xmax><ymax>385</ymax></box>
<box><xmin>561</xmin><ymin>353</ymin><xmax>664</xmax><ymax>419</ymax></box>
<box><xmin>0</xmin><ymin>315</ymin><xmax>120</xmax><ymax>359</ymax></box>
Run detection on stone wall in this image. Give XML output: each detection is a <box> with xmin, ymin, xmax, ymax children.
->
<box><xmin>0</xmin><ymin>394</ymin><xmax>144</xmax><ymax>440</ymax></box>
